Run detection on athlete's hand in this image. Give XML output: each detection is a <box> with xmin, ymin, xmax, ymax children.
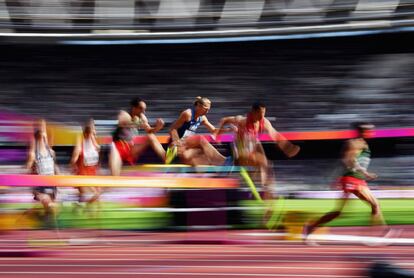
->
<box><xmin>365</xmin><ymin>172</ymin><xmax>378</xmax><ymax>180</ymax></box>
<box><xmin>155</xmin><ymin>118</ymin><xmax>165</xmax><ymax>130</ymax></box>
<box><xmin>171</xmin><ymin>139</ymin><xmax>182</xmax><ymax>148</ymax></box>
<box><xmin>283</xmin><ymin>144</ymin><xmax>300</xmax><ymax>158</ymax></box>
<box><xmin>212</xmin><ymin>130</ymin><xmax>222</xmax><ymax>143</ymax></box>
<box><xmin>229</xmin><ymin>124</ymin><xmax>238</xmax><ymax>133</ymax></box>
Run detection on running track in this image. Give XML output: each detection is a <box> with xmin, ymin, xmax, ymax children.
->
<box><xmin>1</xmin><ymin>227</ymin><xmax>413</xmax><ymax>278</ymax></box>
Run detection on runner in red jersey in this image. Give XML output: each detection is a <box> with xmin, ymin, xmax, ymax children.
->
<box><xmin>216</xmin><ymin>102</ymin><xmax>300</xmax><ymax>199</ymax></box>
<box><xmin>71</xmin><ymin>119</ymin><xmax>101</xmax><ymax>206</ymax></box>
<box><xmin>109</xmin><ymin>98</ymin><xmax>166</xmax><ymax>175</ymax></box>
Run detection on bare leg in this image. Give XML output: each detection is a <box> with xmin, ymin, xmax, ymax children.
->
<box><xmin>184</xmin><ymin>136</ymin><xmax>226</xmax><ymax>165</ymax></box>
<box><xmin>240</xmin><ymin>144</ymin><xmax>272</xmax><ymax>198</ymax></box>
<box><xmin>354</xmin><ymin>187</ymin><xmax>386</xmax><ymax>227</ymax></box>
<box><xmin>306</xmin><ymin>192</ymin><xmax>350</xmax><ymax>235</ymax></box>
<box><xmin>180</xmin><ymin>148</ymin><xmax>210</xmax><ymax>165</ymax></box>
<box><xmin>146</xmin><ymin>133</ymin><xmax>166</xmax><ymax>162</ymax></box>
<box><xmin>109</xmin><ymin>143</ymin><xmax>122</xmax><ymax>176</ymax></box>
<box><xmin>37</xmin><ymin>193</ymin><xmax>55</xmax><ymax>213</ymax></box>
<box><xmin>198</xmin><ymin>137</ymin><xmax>226</xmax><ymax>165</ymax></box>
<box><xmin>82</xmin><ymin>187</ymin><xmax>101</xmax><ymax>205</ymax></box>
<box><xmin>37</xmin><ymin>193</ymin><xmax>60</xmax><ymax>237</ymax></box>
<box><xmin>131</xmin><ymin>141</ymin><xmax>150</xmax><ymax>161</ymax></box>
<box><xmin>78</xmin><ymin>187</ymin><xmax>86</xmax><ymax>203</ymax></box>
<box><xmin>131</xmin><ymin>134</ymin><xmax>170</xmax><ymax>162</ymax></box>
<box><xmin>89</xmin><ymin>187</ymin><xmax>101</xmax><ymax>205</ymax></box>
<box><xmin>254</xmin><ymin>143</ymin><xmax>272</xmax><ymax>195</ymax></box>
<box><xmin>355</xmin><ymin>188</ymin><xmax>400</xmax><ymax>243</ymax></box>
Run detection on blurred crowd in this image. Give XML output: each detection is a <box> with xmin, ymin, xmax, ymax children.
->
<box><xmin>1</xmin><ymin>44</ymin><xmax>414</xmax><ymax>132</ymax></box>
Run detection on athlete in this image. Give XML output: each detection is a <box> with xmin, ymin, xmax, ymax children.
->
<box><xmin>26</xmin><ymin>119</ymin><xmax>60</xmax><ymax>224</ymax></box>
<box><xmin>168</xmin><ymin>96</ymin><xmax>231</xmax><ymax>166</ymax></box>
<box><xmin>109</xmin><ymin>98</ymin><xmax>166</xmax><ymax>175</ymax></box>
<box><xmin>215</xmin><ymin>102</ymin><xmax>300</xmax><ymax>199</ymax></box>
<box><xmin>303</xmin><ymin>122</ymin><xmax>392</xmax><ymax>243</ymax></box>
<box><xmin>71</xmin><ymin>119</ymin><xmax>101</xmax><ymax>206</ymax></box>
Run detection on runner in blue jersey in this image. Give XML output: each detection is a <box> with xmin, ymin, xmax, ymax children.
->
<box><xmin>168</xmin><ymin>97</ymin><xmax>229</xmax><ymax>165</ymax></box>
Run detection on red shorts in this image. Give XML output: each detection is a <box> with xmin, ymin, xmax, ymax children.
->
<box><xmin>114</xmin><ymin>140</ymin><xmax>134</xmax><ymax>165</ymax></box>
<box><xmin>77</xmin><ymin>165</ymin><xmax>97</xmax><ymax>176</ymax></box>
<box><xmin>338</xmin><ymin>176</ymin><xmax>367</xmax><ymax>193</ymax></box>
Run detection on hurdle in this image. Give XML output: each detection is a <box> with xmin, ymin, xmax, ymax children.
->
<box><xmin>0</xmin><ymin>174</ymin><xmax>238</xmax><ymax>189</ymax></box>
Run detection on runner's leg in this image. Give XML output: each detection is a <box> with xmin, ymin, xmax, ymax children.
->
<box><xmin>109</xmin><ymin>143</ymin><xmax>122</xmax><ymax>176</ymax></box>
<box><xmin>354</xmin><ymin>187</ymin><xmax>386</xmax><ymax>227</ymax></box>
<box><xmin>185</xmin><ymin>136</ymin><xmax>226</xmax><ymax>165</ymax></box>
<box><xmin>146</xmin><ymin>133</ymin><xmax>166</xmax><ymax>161</ymax></box>
<box><xmin>306</xmin><ymin>192</ymin><xmax>350</xmax><ymax>235</ymax></box>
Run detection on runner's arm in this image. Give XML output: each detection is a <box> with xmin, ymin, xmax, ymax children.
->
<box><xmin>215</xmin><ymin>116</ymin><xmax>239</xmax><ymax>135</ymax></box>
<box><xmin>264</xmin><ymin>119</ymin><xmax>300</xmax><ymax>158</ymax></box>
<box><xmin>202</xmin><ymin>117</ymin><xmax>217</xmax><ymax>134</ymax></box>
<box><xmin>141</xmin><ymin>114</ymin><xmax>165</xmax><ymax>134</ymax></box>
<box><xmin>169</xmin><ymin>110</ymin><xmax>191</xmax><ymax>144</ymax></box>
<box><xmin>342</xmin><ymin>140</ymin><xmax>377</xmax><ymax>179</ymax></box>
<box><xmin>26</xmin><ymin>140</ymin><xmax>35</xmax><ymax>172</ymax></box>
<box><xmin>90</xmin><ymin>124</ymin><xmax>101</xmax><ymax>151</ymax></box>
<box><xmin>70</xmin><ymin>135</ymin><xmax>82</xmax><ymax>167</ymax></box>
<box><xmin>118</xmin><ymin>110</ymin><xmax>140</xmax><ymax>129</ymax></box>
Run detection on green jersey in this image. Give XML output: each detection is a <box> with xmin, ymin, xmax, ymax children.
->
<box><xmin>343</xmin><ymin>147</ymin><xmax>371</xmax><ymax>180</ymax></box>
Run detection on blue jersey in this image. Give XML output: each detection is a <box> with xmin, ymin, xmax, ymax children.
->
<box><xmin>177</xmin><ymin>108</ymin><xmax>202</xmax><ymax>139</ymax></box>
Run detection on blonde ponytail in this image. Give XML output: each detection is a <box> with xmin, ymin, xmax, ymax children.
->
<box><xmin>194</xmin><ymin>96</ymin><xmax>211</xmax><ymax>106</ymax></box>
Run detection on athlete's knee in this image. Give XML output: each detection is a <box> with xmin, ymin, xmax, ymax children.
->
<box><xmin>146</xmin><ymin>133</ymin><xmax>158</xmax><ymax>143</ymax></box>
<box><xmin>146</xmin><ymin>133</ymin><xmax>155</xmax><ymax>140</ymax></box>
<box><xmin>198</xmin><ymin>136</ymin><xmax>209</xmax><ymax>147</ymax></box>
<box><xmin>39</xmin><ymin>194</ymin><xmax>52</xmax><ymax>208</ymax></box>
<box><xmin>371</xmin><ymin>201</ymin><xmax>380</xmax><ymax>215</ymax></box>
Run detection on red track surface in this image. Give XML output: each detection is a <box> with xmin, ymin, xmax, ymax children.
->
<box><xmin>1</xmin><ymin>227</ymin><xmax>413</xmax><ymax>278</ymax></box>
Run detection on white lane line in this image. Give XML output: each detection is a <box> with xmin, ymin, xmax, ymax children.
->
<box><xmin>309</xmin><ymin>234</ymin><xmax>414</xmax><ymax>245</ymax></box>
<box><xmin>4</xmin><ymin>238</ymin><xmax>413</xmax><ymax>246</ymax></box>
<box><xmin>1</xmin><ymin>254</ymin><xmax>412</xmax><ymax>260</ymax></box>
<box><xmin>0</xmin><ymin>253</ymin><xmax>370</xmax><ymax>258</ymax></box>
<box><xmin>242</xmin><ymin>233</ymin><xmax>414</xmax><ymax>245</ymax></box>
<box><xmin>49</xmin><ymin>247</ymin><xmax>414</xmax><ymax>252</ymax></box>
<box><xmin>0</xmin><ymin>239</ymin><xmax>176</xmax><ymax>243</ymax></box>
<box><xmin>3</xmin><ymin>243</ymin><xmax>414</xmax><ymax>250</ymax></box>
<box><xmin>0</xmin><ymin>264</ymin><xmax>366</xmax><ymax>270</ymax></box>
<box><xmin>1</xmin><ymin>259</ymin><xmax>411</xmax><ymax>264</ymax></box>
<box><xmin>28</xmin><ymin>250</ymin><xmax>414</xmax><ymax>256</ymax></box>
<box><xmin>398</xmin><ymin>263</ymin><xmax>414</xmax><ymax>266</ymax></box>
<box><xmin>0</xmin><ymin>272</ymin><xmax>365</xmax><ymax>277</ymax></box>
<box><xmin>16</xmin><ymin>246</ymin><xmax>414</xmax><ymax>253</ymax></box>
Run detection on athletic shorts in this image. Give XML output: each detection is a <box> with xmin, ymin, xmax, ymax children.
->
<box><xmin>77</xmin><ymin>165</ymin><xmax>97</xmax><ymax>176</ymax></box>
<box><xmin>33</xmin><ymin>187</ymin><xmax>57</xmax><ymax>201</ymax></box>
<box><xmin>338</xmin><ymin>176</ymin><xmax>368</xmax><ymax>193</ymax></box>
<box><xmin>114</xmin><ymin>140</ymin><xmax>134</xmax><ymax>165</ymax></box>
